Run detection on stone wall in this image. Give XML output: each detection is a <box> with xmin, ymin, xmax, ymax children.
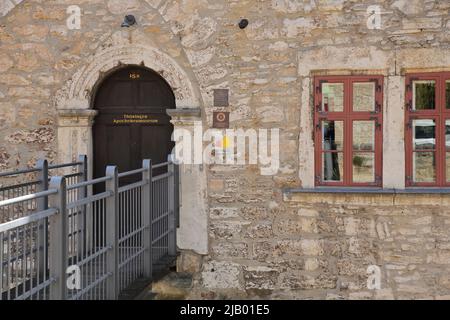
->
<box><xmin>196</xmin><ymin>192</ymin><xmax>450</xmax><ymax>300</ymax></box>
<box><xmin>1</xmin><ymin>0</ymin><xmax>450</xmax><ymax>299</ymax></box>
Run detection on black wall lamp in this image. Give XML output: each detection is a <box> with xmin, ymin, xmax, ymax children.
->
<box><xmin>121</xmin><ymin>15</ymin><xmax>137</xmax><ymax>27</ymax></box>
<box><xmin>239</xmin><ymin>19</ymin><xmax>249</xmax><ymax>29</ymax></box>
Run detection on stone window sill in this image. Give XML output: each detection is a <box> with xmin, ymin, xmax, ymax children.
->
<box><xmin>284</xmin><ymin>187</ymin><xmax>450</xmax><ymax>195</ymax></box>
<box><xmin>283</xmin><ymin>187</ymin><xmax>450</xmax><ymax>206</ymax></box>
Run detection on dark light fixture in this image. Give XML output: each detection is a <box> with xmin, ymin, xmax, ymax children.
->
<box><xmin>121</xmin><ymin>15</ymin><xmax>137</xmax><ymax>28</ymax></box>
<box><xmin>238</xmin><ymin>19</ymin><xmax>249</xmax><ymax>29</ymax></box>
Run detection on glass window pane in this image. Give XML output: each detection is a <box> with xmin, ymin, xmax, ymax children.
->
<box><xmin>322</xmin><ymin>120</ymin><xmax>343</xmax><ymax>151</ymax></box>
<box><xmin>413</xmin><ymin>80</ymin><xmax>435</xmax><ymax>110</ymax></box>
<box><xmin>447</xmin><ymin>153</ymin><xmax>450</xmax><ymax>183</ymax></box>
<box><xmin>353</xmin><ymin>121</ymin><xmax>375</xmax><ymax>151</ymax></box>
<box><xmin>446</xmin><ymin>81</ymin><xmax>450</xmax><ymax>109</ymax></box>
<box><xmin>446</xmin><ymin>120</ymin><xmax>450</xmax><ymax>151</ymax></box>
<box><xmin>413</xmin><ymin>119</ymin><xmax>435</xmax><ymax>150</ymax></box>
<box><xmin>413</xmin><ymin>152</ymin><xmax>436</xmax><ymax>183</ymax></box>
<box><xmin>322</xmin><ymin>83</ymin><xmax>344</xmax><ymax>112</ymax></box>
<box><xmin>353</xmin><ymin>82</ymin><xmax>375</xmax><ymax>111</ymax></box>
<box><xmin>353</xmin><ymin>153</ymin><xmax>375</xmax><ymax>183</ymax></box>
<box><xmin>322</xmin><ymin>152</ymin><xmax>343</xmax><ymax>182</ymax></box>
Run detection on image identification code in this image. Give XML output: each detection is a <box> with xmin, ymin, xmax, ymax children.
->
<box><xmin>180</xmin><ymin>304</ymin><xmax>270</xmax><ymax>318</ymax></box>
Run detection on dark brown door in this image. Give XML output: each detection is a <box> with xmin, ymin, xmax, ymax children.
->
<box><xmin>93</xmin><ymin>66</ymin><xmax>175</xmax><ymax>189</ymax></box>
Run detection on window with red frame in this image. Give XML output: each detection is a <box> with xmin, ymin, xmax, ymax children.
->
<box><xmin>314</xmin><ymin>76</ymin><xmax>383</xmax><ymax>187</ymax></box>
<box><xmin>405</xmin><ymin>72</ymin><xmax>450</xmax><ymax>186</ymax></box>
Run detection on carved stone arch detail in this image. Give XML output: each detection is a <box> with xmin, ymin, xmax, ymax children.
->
<box><xmin>55</xmin><ymin>44</ymin><xmax>199</xmax><ymax>110</ymax></box>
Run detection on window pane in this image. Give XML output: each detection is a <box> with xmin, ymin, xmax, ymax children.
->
<box><xmin>413</xmin><ymin>80</ymin><xmax>435</xmax><ymax>110</ymax></box>
<box><xmin>322</xmin><ymin>83</ymin><xmax>344</xmax><ymax>112</ymax></box>
<box><xmin>446</xmin><ymin>81</ymin><xmax>450</xmax><ymax>109</ymax></box>
<box><xmin>353</xmin><ymin>121</ymin><xmax>375</xmax><ymax>151</ymax></box>
<box><xmin>445</xmin><ymin>80</ymin><xmax>450</xmax><ymax>109</ymax></box>
<box><xmin>322</xmin><ymin>152</ymin><xmax>343</xmax><ymax>182</ymax></box>
<box><xmin>413</xmin><ymin>119</ymin><xmax>435</xmax><ymax>150</ymax></box>
<box><xmin>447</xmin><ymin>153</ymin><xmax>450</xmax><ymax>183</ymax></box>
<box><xmin>353</xmin><ymin>153</ymin><xmax>375</xmax><ymax>183</ymax></box>
<box><xmin>322</xmin><ymin>120</ymin><xmax>343</xmax><ymax>151</ymax></box>
<box><xmin>446</xmin><ymin>120</ymin><xmax>450</xmax><ymax>151</ymax></box>
<box><xmin>353</xmin><ymin>82</ymin><xmax>375</xmax><ymax>111</ymax></box>
<box><xmin>413</xmin><ymin>152</ymin><xmax>436</xmax><ymax>183</ymax></box>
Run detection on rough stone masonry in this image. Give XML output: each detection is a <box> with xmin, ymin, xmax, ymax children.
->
<box><xmin>1</xmin><ymin>0</ymin><xmax>450</xmax><ymax>300</ymax></box>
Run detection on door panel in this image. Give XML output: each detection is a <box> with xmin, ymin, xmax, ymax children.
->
<box><xmin>93</xmin><ymin>66</ymin><xmax>175</xmax><ymax>192</ymax></box>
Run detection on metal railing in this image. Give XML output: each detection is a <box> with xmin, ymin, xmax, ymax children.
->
<box><xmin>0</xmin><ymin>156</ymin><xmax>179</xmax><ymax>300</ymax></box>
<box><xmin>0</xmin><ymin>156</ymin><xmax>87</xmax><ymax>223</ymax></box>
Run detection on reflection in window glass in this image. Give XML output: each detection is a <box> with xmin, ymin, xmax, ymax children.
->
<box><xmin>447</xmin><ymin>153</ymin><xmax>450</xmax><ymax>183</ymax></box>
<box><xmin>323</xmin><ymin>153</ymin><xmax>343</xmax><ymax>182</ymax></box>
<box><xmin>413</xmin><ymin>80</ymin><xmax>435</xmax><ymax>110</ymax></box>
<box><xmin>446</xmin><ymin>120</ymin><xmax>450</xmax><ymax>151</ymax></box>
<box><xmin>353</xmin><ymin>82</ymin><xmax>375</xmax><ymax>112</ymax></box>
<box><xmin>447</xmin><ymin>120</ymin><xmax>450</xmax><ymax>182</ymax></box>
<box><xmin>322</xmin><ymin>121</ymin><xmax>343</xmax><ymax>151</ymax></box>
<box><xmin>353</xmin><ymin>121</ymin><xmax>375</xmax><ymax>151</ymax></box>
<box><xmin>322</xmin><ymin>83</ymin><xmax>344</xmax><ymax>112</ymax></box>
<box><xmin>413</xmin><ymin>152</ymin><xmax>436</xmax><ymax>183</ymax></box>
<box><xmin>353</xmin><ymin>153</ymin><xmax>375</xmax><ymax>183</ymax></box>
<box><xmin>447</xmin><ymin>81</ymin><xmax>450</xmax><ymax>109</ymax></box>
<box><xmin>413</xmin><ymin>119</ymin><xmax>435</xmax><ymax>150</ymax></box>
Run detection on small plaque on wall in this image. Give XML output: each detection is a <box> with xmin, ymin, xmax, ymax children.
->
<box><xmin>213</xmin><ymin>111</ymin><xmax>229</xmax><ymax>129</ymax></box>
<box><xmin>213</xmin><ymin>89</ymin><xmax>229</xmax><ymax>107</ymax></box>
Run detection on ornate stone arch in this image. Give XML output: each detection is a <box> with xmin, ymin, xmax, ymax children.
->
<box><xmin>55</xmin><ymin>44</ymin><xmax>200</xmax><ymax>110</ymax></box>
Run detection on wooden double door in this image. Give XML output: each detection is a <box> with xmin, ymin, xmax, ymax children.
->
<box><xmin>93</xmin><ymin>66</ymin><xmax>175</xmax><ymax>187</ymax></box>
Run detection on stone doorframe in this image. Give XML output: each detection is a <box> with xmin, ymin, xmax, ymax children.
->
<box><xmin>55</xmin><ymin>44</ymin><xmax>208</xmax><ymax>255</ymax></box>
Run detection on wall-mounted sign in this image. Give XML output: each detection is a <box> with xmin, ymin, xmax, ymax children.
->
<box><xmin>213</xmin><ymin>111</ymin><xmax>229</xmax><ymax>129</ymax></box>
<box><xmin>113</xmin><ymin>114</ymin><xmax>159</xmax><ymax>125</ymax></box>
<box><xmin>213</xmin><ymin>89</ymin><xmax>229</xmax><ymax>107</ymax></box>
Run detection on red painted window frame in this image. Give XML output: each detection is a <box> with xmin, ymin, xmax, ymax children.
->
<box><xmin>314</xmin><ymin>76</ymin><xmax>384</xmax><ymax>187</ymax></box>
<box><xmin>405</xmin><ymin>72</ymin><xmax>450</xmax><ymax>187</ymax></box>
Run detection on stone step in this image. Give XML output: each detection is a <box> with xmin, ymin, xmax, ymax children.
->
<box><xmin>137</xmin><ymin>272</ymin><xmax>193</xmax><ymax>300</ymax></box>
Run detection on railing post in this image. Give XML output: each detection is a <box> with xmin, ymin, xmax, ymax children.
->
<box><xmin>174</xmin><ymin>162</ymin><xmax>180</xmax><ymax>228</ymax></box>
<box><xmin>78</xmin><ymin>155</ymin><xmax>88</xmax><ymax>184</ymax></box>
<box><xmin>167</xmin><ymin>156</ymin><xmax>176</xmax><ymax>257</ymax></box>
<box><xmin>36</xmin><ymin>159</ymin><xmax>49</xmax><ymax>279</ymax></box>
<box><xmin>48</xmin><ymin>177</ymin><xmax>68</xmax><ymax>300</ymax></box>
<box><xmin>77</xmin><ymin>155</ymin><xmax>88</xmax><ymax>259</ymax></box>
<box><xmin>0</xmin><ymin>232</ymin><xmax>3</xmax><ymax>298</ymax></box>
<box><xmin>142</xmin><ymin>160</ymin><xmax>153</xmax><ymax>280</ymax></box>
<box><xmin>105</xmin><ymin>166</ymin><xmax>119</xmax><ymax>300</ymax></box>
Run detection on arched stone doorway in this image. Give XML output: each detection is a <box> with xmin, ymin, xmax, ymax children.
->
<box><xmin>92</xmin><ymin>66</ymin><xmax>175</xmax><ymax>186</ymax></box>
<box><xmin>55</xmin><ymin>44</ymin><xmax>208</xmax><ymax>256</ymax></box>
